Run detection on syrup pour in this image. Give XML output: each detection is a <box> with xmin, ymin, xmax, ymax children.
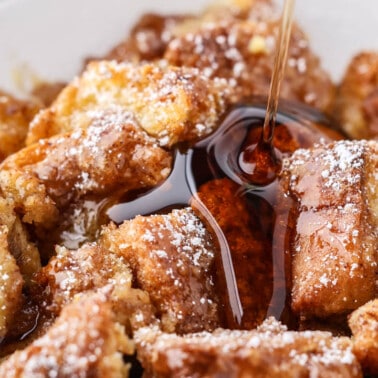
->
<box><xmin>237</xmin><ymin>0</ymin><xmax>297</xmax><ymax>321</ymax></box>
<box><xmin>243</xmin><ymin>0</ymin><xmax>295</xmax><ymax>185</ymax></box>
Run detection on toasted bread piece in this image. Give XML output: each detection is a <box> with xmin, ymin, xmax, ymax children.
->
<box><xmin>334</xmin><ymin>52</ymin><xmax>378</xmax><ymax>139</ymax></box>
<box><xmin>165</xmin><ymin>19</ymin><xmax>334</xmax><ymax>113</ymax></box>
<box><xmin>105</xmin><ymin>0</ymin><xmax>333</xmax><ymax>113</ymax></box>
<box><xmin>0</xmin><ymin>110</ymin><xmax>171</xmax><ymax>247</ymax></box>
<box><xmin>0</xmin><ymin>226</ymin><xmax>23</xmax><ymax>341</ymax></box>
<box><xmin>99</xmin><ymin>0</ymin><xmax>274</xmax><ymax>64</ymax></box>
<box><xmin>0</xmin><ymin>291</ymin><xmax>132</xmax><ymax>378</ymax></box>
<box><xmin>37</xmin><ymin>243</ymin><xmax>155</xmax><ymax>332</ymax></box>
<box><xmin>27</xmin><ymin>61</ymin><xmax>229</xmax><ymax>147</ymax></box>
<box><xmin>283</xmin><ymin>140</ymin><xmax>378</xmax><ymax>318</ymax></box>
<box><xmin>135</xmin><ymin>317</ymin><xmax>362</xmax><ymax>377</ymax></box>
<box><xmin>38</xmin><ymin>207</ymin><xmax>220</xmax><ymax>335</ymax></box>
<box><xmin>101</xmin><ymin>208</ymin><xmax>221</xmax><ymax>334</ymax></box>
<box><xmin>0</xmin><ymin>92</ymin><xmax>40</xmax><ymax>162</ymax></box>
<box><xmin>349</xmin><ymin>299</ymin><xmax>378</xmax><ymax>376</ymax></box>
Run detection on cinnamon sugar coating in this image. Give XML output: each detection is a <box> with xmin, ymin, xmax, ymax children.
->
<box><xmin>27</xmin><ymin>61</ymin><xmax>229</xmax><ymax>147</ymax></box>
<box><xmin>101</xmin><ymin>208</ymin><xmax>221</xmax><ymax>334</ymax></box>
<box><xmin>35</xmin><ymin>207</ymin><xmax>220</xmax><ymax>335</ymax></box>
<box><xmin>100</xmin><ymin>0</ymin><xmax>276</xmax><ymax>64</ymax></box>
<box><xmin>0</xmin><ymin>291</ymin><xmax>133</xmax><ymax>378</ymax></box>
<box><xmin>36</xmin><ymin>243</ymin><xmax>155</xmax><ymax>333</ymax></box>
<box><xmin>334</xmin><ymin>52</ymin><xmax>378</xmax><ymax>139</ymax></box>
<box><xmin>135</xmin><ymin>318</ymin><xmax>361</xmax><ymax>378</ymax></box>
<box><xmin>282</xmin><ymin>140</ymin><xmax>378</xmax><ymax>318</ymax></box>
<box><xmin>96</xmin><ymin>0</ymin><xmax>334</xmax><ymax>113</ymax></box>
<box><xmin>349</xmin><ymin>299</ymin><xmax>378</xmax><ymax>376</ymax></box>
<box><xmin>164</xmin><ymin>19</ymin><xmax>334</xmax><ymax>113</ymax></box>
<box><xmin>0</xmin><ymin>92</ymin><xmax>40</xmax><ymax>162</ymax></box>
<box><xmin>0</xmin><ymin>109</ymin><xmax>171</xmax><ymax>251</ymax></box>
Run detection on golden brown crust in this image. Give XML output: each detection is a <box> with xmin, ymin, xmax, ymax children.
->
<box><xmin>5</xmin><ymin>109</ymin><xmax>171</xmax><ymax>209</ymax></box>
<box><xmin>349</xmin><ymin>299</ymin><xmax>378</xmax><ymax>376</ymax></box>
<box><xmin>94</xmin><ymin>0</ymin><xmax>275</xmax><ymax>64</ymax></box>
<box><xmin>0</xmin><ymin>291</ymin><xmax>133</xmax><ymax>378</ymax></box>
<box><xmin>0</xmin><ymin>226</ymin><xmax>23</xmax><ymax>341</ymax></box>
<box><xmin>135</xmin><ymin>318</ymin><xmax>362</xmax><ymax>378</ymax></box>
<box><xmin>0</xmin><ymin>3</ymin><xmax>376</xmax><ymax>375</ymax></box>
<box><xmin>283</xmin><ymin>140</ymin><xmax>378</xmax><ymax>318</ymax></box>
<box><xmin>26</xmin><ymin>61</ymin><xmax>229</xmax><ymax>147</ymax></box>
<box><xmin>334</xmin><ymin>51</ymin><xmax>378</xmax><ymax>139</ymax></box>
<box><xmin>0</xmin><ymin>109</ymin><xmax>171</xmax><ymax>254</ymax></box>
<box><xmin>93</xmin><ymin>0</ymin><xmax>334</xmax><ymax>114</ymax></box>
<box><xmin>35</xmin><ymin>207</ymin><xmax>220</xmax><ymax>335</ymax></box>
<box><xmin>0</xmin><ymin>92</ymin><xmax>40</xmax><ymax>162</ymax></box>
<box><xmin>101</xmin><ymin>208</ymin><xmax>221</xmax><ymax>334</ymax></box>
<box><xmin>165</xmin><ymin>20</ymin><xmax>334</xmax><ymax>113</ymax></box>
<box><xmin>36</xmin><ymin>243</ymin><xmax>156</xmax><ymax>332</ymax></box>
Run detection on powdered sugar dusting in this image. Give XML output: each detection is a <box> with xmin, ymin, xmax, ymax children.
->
<box><xmin>135</xmin><ymin>318</ymin><xmax>359</xmax><ymax>375</ymax></box>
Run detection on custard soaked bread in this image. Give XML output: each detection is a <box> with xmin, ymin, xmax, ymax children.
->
<box><xmin>281</xmin><ymin>140</ymin><xmax>378</xmax><ymax>318</ymax></box>
<box><xmin>26</xmin><ymin>61</ymin><xmax>229</xmax><ymax>146</ymax></box>
<box><xmin>1</xmin><ymin>109</ymin><xmax>171</xmax><ymax>232</ymax></box>
<box><xmin>35</xmin><ymin>242</ymin><xmax>156</xmax><ymax>333</ymax></box>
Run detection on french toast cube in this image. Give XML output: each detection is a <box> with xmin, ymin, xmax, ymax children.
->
<box><xmin>285</xmin><ymin>140</ymin><xmax>378</xmax><ymax>318</ymax></box>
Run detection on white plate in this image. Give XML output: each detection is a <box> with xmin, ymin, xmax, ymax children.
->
<box><xmin>0</xmin><ymin>0</ymin><xmax>377</xmax><ymax>96</ymax></box>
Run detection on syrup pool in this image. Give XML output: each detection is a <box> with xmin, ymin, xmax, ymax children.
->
<box><xmin>106</xmin><ymin>100</ymin><xmax>344</xmax><ymax>329</ymax></box>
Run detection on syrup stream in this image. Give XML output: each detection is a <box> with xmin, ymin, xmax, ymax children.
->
<box><xmin>258</xmin><ymin>0</ymin><xmax>296</xmax><ymax>321</ymax></box>
<box><xmin>245</xmin><ymin>0</ymin><xmax>296</xmax><ymax>185</ymax></box>
<box><xmin>262</xmin><ymin>0</ymin><xmax>296</xmax><ymax>144</ymax></box>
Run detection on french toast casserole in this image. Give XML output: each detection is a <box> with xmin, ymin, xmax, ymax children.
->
<box><xmin>0</xmin><ymin>0</ymin><xmax>377</xmax><ymax>377</ymax></box>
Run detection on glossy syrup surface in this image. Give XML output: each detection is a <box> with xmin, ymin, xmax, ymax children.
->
<box><xmin>107</xmin><ymin>101</ymin><xmax>344</xmax><ymax>329</ymax></box>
